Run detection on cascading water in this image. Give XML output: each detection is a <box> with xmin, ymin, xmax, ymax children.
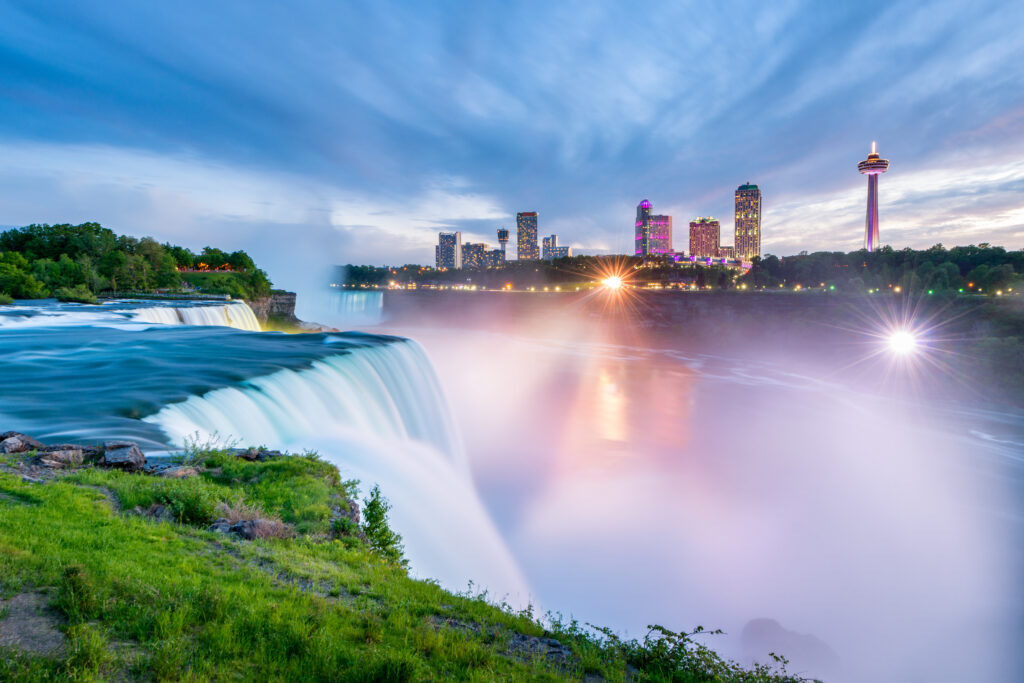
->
<box><xmin>0</xmin><ymin>299</ymin><xmax>262</xmax><ymax>331</ymax></box>
<box><xmin>146</xmin><ymin>337</ymin><xmax>528</xmax><ymax>602</ymax></box>
<box><xmin>131</xmin><ymin>301</ymin><xmax>262</xmax><ymax>331</ymax></box>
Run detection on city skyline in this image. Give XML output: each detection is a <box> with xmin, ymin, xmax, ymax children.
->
<box><xmin>0</xmin><ymin>2</ymin><xmax>1021</xmax><ymax>288</ymax></box>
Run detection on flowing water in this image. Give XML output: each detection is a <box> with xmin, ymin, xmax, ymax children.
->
<box><xmin>3</xmin><ymin>294</ymin><xmax>1022</xmax><ymax>682</ymax></box>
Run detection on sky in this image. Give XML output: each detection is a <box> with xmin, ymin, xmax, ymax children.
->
<box><xmin>0</xmin><ymin>0</ymin><xmax>1022</xmax><ymax>288</ymax></box>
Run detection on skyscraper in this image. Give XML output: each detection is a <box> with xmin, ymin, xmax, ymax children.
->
<box><xmin>634</xmin><ymin>200</ymin><xmax>673</xmax><ymax>257</ymax></box>
<box><xmin>516</xmin><ymin>212</ymin><xmax>539</xmax><ymax>260</ymax></box>
<box><xmin>734</xmin><ymin>183</ymin><xmax>761</xmax><ymax>261</ymax></box>
<box><xmin>435</xmin><ymin>231</ymin><xmax>462</xmax><ymax>269</ymax></box>
<box><xmin>858</xmin><ymin>142</ymin><xmax>890</xmax><ymax>252</ymax></box>
<box><xmin>689</xmin><ymin>218</ymin><xmax>720</xmax><ymax>259</ymax></box>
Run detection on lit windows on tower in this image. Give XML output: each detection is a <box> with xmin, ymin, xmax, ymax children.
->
<box><xmin>689</xmin><ymin>217</ymin><xmax>720</xmax><ymax>259</ymax></box>
<box><xmin>734</xmin><ymin>183</ymin><xmax>761</xmax><ymax>261</ymax></box>
<box><xmin>435</xmin><ymin>231</ymin><xmax>462</xmax><ymax>269</ymax></box>
<box><xmin>516</xmin><ymin>212</ymin><xmax>539</xmax><ymax>260</ymax></box>
<box><xmin>634</xmin><ymin>199</ymin><xmax>673</xmax><ymax>257</ymax></box>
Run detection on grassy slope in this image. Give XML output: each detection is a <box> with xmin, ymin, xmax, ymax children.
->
<box><xmin>0</xmin><ymin>450</ymin><xmax>813</xmax><ymax>682</ymax></box>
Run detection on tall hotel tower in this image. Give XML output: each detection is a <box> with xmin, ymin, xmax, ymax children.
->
<box><xmin>857</xmin><ymin>142</ymin><xmax>889</xmax><ymax>252</ymax></box>
<box><xmin>516</xmin><ymin>212</ymin><xmax>539</xmax><ymax>260</ymax></box>
<box><xmin>435</xmin><ymin>232</ymin><xmax>462</xmax><ymax>269</ymax></box>
<box><xmin>689</xmin><ymin>218</ymin><xmax>720</xmax><ymax>259</ymax></box>
<box><xmin>734</xmin><ymin>183</ymin><xmax>761</xmax><ymax>260</ymax></box>
<box><xmin>634</xmin><ymin>199</ymin><xmax>673</xmax><ymax>257</ymax></box>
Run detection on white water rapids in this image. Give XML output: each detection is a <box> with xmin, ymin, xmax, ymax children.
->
<box><xmin>130</xmin><ymin>302</ymin><xmax>262</xmax><ymax>331</ymax></box>
<box><xmin>145</xmin><ymin>337</ymin><xmax>530</xmax><ymax>602</ymax></box>
<box><xmin>0</xmin><ymin>299</ymin><xmax>262</xmax><ymax>331</ymax></box>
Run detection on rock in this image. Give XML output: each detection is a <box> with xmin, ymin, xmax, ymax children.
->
<box><xmin>131</xmin><ymin>504</ymin><xmax>173</xmax><ymax>522</ymax></box>
<box><xmin>101</xmin><ymin>441</ymin><xmax>146</xmax><ymax>472</ymax></box>
<box><xmin>236</xmin><ymin>448</ymin><xmax>260</xmax><ymax>461</ymax></box>
<box><xmin>37</xmin><ymin>449</ymin><xmax>83</xmax><ymax>469</ymax></box>
<box><xmin>0</xmin><ymin>433</ymin><xmax>44</xmax><ymax>454</ymax></box>
<box><xmin>42</xmin><ymin>444</ymin><xmax>101</xmax><ymax>460</ymax></box>
<box><xmin>208</xmin><ymin>518</ymin><xmax>233</xmax><ymax>534</ymax></box>
<box><xmin>158</xmin><ymin>466</ymin><xmax>199</xmax><ymax>479</ymax></box>
<box><xmin>21</xmin><ymin>476</ymin><xmax>44</xmax><ymax>484</ymax></box>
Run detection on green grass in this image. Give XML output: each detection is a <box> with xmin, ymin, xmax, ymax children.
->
<box><xmin>53</xmin><ymin>285</ymin><xmax>99</xmax><ymax>305</ymax></box>
<box><xmin>0</xmin><ymin>293</ymin><xmax>13</xmax><ymax>305</ymax></box>
<box><xmin>0</xmin><ymin>450</ymin><xmax>816</xmax><ymax>682</ymax></box>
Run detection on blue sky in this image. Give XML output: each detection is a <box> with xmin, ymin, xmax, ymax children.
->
<box><xmin>0</xmin><ymin>0</ymin><xmax>1022</xmax><ymax>286</ymax></box>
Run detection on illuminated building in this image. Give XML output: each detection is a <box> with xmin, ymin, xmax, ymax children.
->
<box><xmin>435</xmin><ymin>231</ymin><xmax>462</xmax><ymax>269</ymax></box>
<box><xmin>461</xmin><ymin>242</ymin><xmax>487</xmax><ymax>269</ymax></box>
<box><xmin>517</xmin><ymin>212</ymin><xmax>539</xmax><ymax>260</ymax></box>
<box><xmin>497</xmin><ymin>228</ymin><xmax>510</xmax><ymax>260</ymax></box>
<box><xmin>542</xmin><ymin>234</ymin><xmax>571</xmax><ymax>260</ymax></box>
<box><xmin>734</xmin><ymin>183</ymin><xmax>761</xmax><ymax>260</ymax></box>
<box><xmin>858</xmin><ymin>142</ymin><xmax>890</xmax><ymax>252</ymax></box>
<box><xmin>634</xmin><ymin>199</ymin><xmax>672</xmax><ymax>256</ymax></box>
<box><xmin>485</xmin><ymin>248</ymin><xmax>504</xmax><ymax>267</ymax></box>
<box><xmin>688</xmin><ymin>217</ymin><xmax>720</xmax><ymax>259</ymax></box>
<box><xmin>719</xmin><ymin>245</ymin><xmax>735</xmax><ymax>260</ymax></box>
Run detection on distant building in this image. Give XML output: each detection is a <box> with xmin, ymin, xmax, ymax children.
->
<box><xmin>719</xmin><ymin>245</ymin><xmax>735</xmax><ymax>260</ymax></box>
<box><xmin>435</xmin><ymin>231</ymin><xmax>462</xmax><ymax>269</ymax></box>
<box><xmin>497</xmin><ymin>228</ymin><xmax>510</xmax><ymax>260</ymax></box>
<box><xmin>542</xmin><ymin>234</ymin><xmax>572</xmax><ymax>260</ymax></box>
<box><xmin>517</xmin><ymin>212</ymin><xmax>539</xmax><ymax>260</ymax></box>
<box><xmin>857</xmin><ymin>142</ymin><xmax>889</xmax><ymax>252</ymax></box>
<box><xmin>461</xmin><ymin>242</ymin><xmax>488</xmax><ymax>269</ymax></box>
<box><xmin>734</xmin><ymin>183</ymin><xmax>761</xmax><ymax>261</ymax></box>
<box><xmin>634</xmin><ymin>199</ymin><xmax>673</xmax><ymax>257</ymax></box>
<box><xmin>485</xmin><ymin>248</ymin><xmax>505</xmax><ymax>267</ymax></box>
<box><xmin>689</xmin><ymin>218</ymin><xmax>720</xmax><ymax>259</ymax></box>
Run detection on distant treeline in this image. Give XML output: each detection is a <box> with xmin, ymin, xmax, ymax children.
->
<box><xmin>0</xmin><ymin>223</ymin><xmax>271</xmax><ymax>302</ymax></box>
<box><xmin>337</xmin><ymin>245</ymin><xmax>1024</xmax><ymax>294</ymax></box>
<box><xmin>338</xmin><ymin>256</ymin><xmax>738</xmax><ymax>289</ymax></box>
<box><xmin>742</xmin><ymin>244</ymin><xmax>1024</xmax><ymax>293</ymax></box>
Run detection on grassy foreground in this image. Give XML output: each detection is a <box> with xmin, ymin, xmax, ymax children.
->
<box><xmin>0</xmin><ymin>448</ymin><xmax>816</xmax><ymax>682</ymax></box>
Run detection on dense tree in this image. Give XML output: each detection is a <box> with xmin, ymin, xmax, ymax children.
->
<box><xmin>0</xmin><ymin>223</ymin><xmax>272</xmax><ymax>300</ymax></box>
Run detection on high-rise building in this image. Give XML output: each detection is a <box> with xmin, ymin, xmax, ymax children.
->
<box><xmin>634</xmin><ymin>200</ymin><xmax>673</xmax><ymax>257</ymax></box>
<box><xmin>689</xmin><ymin>218</ymin><xmax>720</xmax><ymax>259</ymax></box>
<box><xmin>461</xmin><ymin>242</ymin><xmax>487</xmax><ymax>269</ymax></box>
<box><xmin>486</xmin><ymin>248</ymin><xmax>504</xmax><ymax>267</ymax></box>
<box><xmin>719</xmin><ymin>245</ymin><xmax>735</xmax><ymax>260</ymax></box>
<box><xmin>734</xmin><ymin>183</ymin><xmax>761</xmax><ymax>261</ymax></box>
<box><xmin>435</xmin><ymin>231</ymin><xmax>462</xmax><ymax>269</ymax></box>
<box><xmin>858</xmin><ymin>142</ymin><xmax>889</xmax><ymax>252</ymax></box>
<box><xmin>516</xmin><ymin>212</ymin><xmax>539</xmax><ymax>260</ymax></box>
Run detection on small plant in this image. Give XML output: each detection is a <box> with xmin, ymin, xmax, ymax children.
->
<box><xmin>54</xmin><ymin>284</ymin><xmax>99</xmax><ymax>304</ymax></box>
<box><xmin>0</xmin><ymin>293</ymin><xmax>12</xmax><ymax>305</ymax></box>
<box><xmin>65</xmin><ymin>623</ymin><xmax>110</xmax><ymax>677</ymax></box>
<box><xmin>331</xmin><ymin>516</ymin><xmax>358</xmax><ymax>537</ymax></box>
<box><xmin>361</xmin><ymin>484</ymin><xmax>407</xmax><ymax>567</ymax></box>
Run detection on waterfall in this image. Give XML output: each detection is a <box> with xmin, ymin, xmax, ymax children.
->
<box><xmin>145</xmin><ymin>337</ymin><xmax>528</xmax><ymax>601</ymax></box>
<box><xmin>299</xmin><ymin>290</ymin><xmax>384</xmax><ymax>329</ymax></box>
<box><xmin>132</xmin><ymin>301</ymin><xmax>262</xmax><ymax>331</ymax></box>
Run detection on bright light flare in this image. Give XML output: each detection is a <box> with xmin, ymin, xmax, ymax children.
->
<box><xmin>602</xmin><ymin>275</ymin><xmax>624</xmax><ymax>290</ymax></box>
<box><xmin>887</xmin><ymin>330</ymin><xmax>918</xmax><ymax>355</ymax></box>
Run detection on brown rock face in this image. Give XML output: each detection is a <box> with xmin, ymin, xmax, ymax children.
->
<box><xmin>37</xmin><ymin>449</ymin><xmax>83</xmax><ymax>469</ymax></box>
<box><xmin>158</xmin><ymin>466</ymin><xmax>199</xmax><ymax>479</ymax></box>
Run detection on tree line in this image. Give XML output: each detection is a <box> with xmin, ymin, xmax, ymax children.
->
<box><xmin>0</xmin><ymin>223</ymin><xmax>271</xmax><ymax>302</ymax></box>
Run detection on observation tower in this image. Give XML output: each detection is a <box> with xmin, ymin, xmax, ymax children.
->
<box><xmin>857</xmin><ymin>141</ymin><xmax>889</xmax><ymax>252</ymax></box>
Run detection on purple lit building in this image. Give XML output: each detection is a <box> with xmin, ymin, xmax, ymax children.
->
<box><xmin>857</xmin><ymin>142</ymin><xmax>889</xmax><ymax>252</ymax></box>
<box><xmin>634</xmin><ymin>199</ymin><xmax>672</xmax><ymax>257</ymax></box>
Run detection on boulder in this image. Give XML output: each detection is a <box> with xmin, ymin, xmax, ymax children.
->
<box><xmin>158</xmin><ymin>466</ymin><xmax>199</xmax><ymax>479</ymax></box>
<box><xmin>0</xmin><ymin>432</ymin><xmax>45</xmax><ymax>454</ymax></box>
<box><xmin>101</xmin><ymin>441</ymin><xmax>146</xmax><ymax>472</ymax></box>
<box><xmin>37</xmin><ymin>449</ymin><xmax>83</xmax><ymax>469</ymax></box>
<box><xmin>236</xmin><ymin>448</ymin><xmax>260</xmax><ymax>461</ymax></box>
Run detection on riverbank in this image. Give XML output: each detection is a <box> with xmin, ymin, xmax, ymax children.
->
<box><xmin>0</xmin><ymin>432</ymin><xmax>817</xmax><ymax>682</ymax></box>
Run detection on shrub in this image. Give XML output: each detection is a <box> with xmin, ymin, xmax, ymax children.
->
<box><xmin>0</xmin><ymin>293</ymin><xmax>12</xmax><ymax>305</ymax></box>
<box><xmin>54</xmin><ymin>284</ymin><xmax>99</xmax><ymax>304</ymax></box>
